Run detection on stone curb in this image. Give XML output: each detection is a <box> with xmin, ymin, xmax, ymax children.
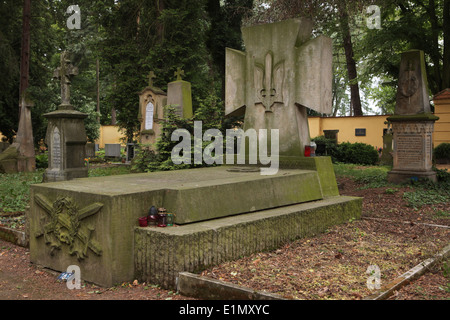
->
<box><xmin>177</xmin><ymin>272</ymin><xmax>287</xmax><ymax>300</ymax></box>
<box><xmin>364</xmin><ymin>243</ymin><xmax>450</xmax><ymax>300</ymax></box>
<box><xmin>0</xmin><ymin>226</ymin><xmax>28</xmax><ymax>248</ymax></box>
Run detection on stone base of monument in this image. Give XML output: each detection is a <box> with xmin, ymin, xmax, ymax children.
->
<box><xmin>387</xmin><ymin>170</ymin><xmax>437</xmax><ymax>184</ymax></box>
<box><xmin>29</xmin><ymin>157</ymin><xmax>362</xmax><ymax>288</ymax></box>
<box><xmin>135</xmin><ymin>196</ymin><xmax>362</xmax><ymax>290</ymax></box>
<box><xmin>387</xmin><ymin>114</ymin><xmax>439</xmax><ymax>184</ymax></box>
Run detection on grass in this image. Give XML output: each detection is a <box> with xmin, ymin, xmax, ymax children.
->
<box><xmin>0</xmin><ymin>165</ymin><xmax>132</xmax><ymax>216</ymax></box>
<box><xmin>333</xmin><ymin>163</ymin><xmax>450</xmax><ymax>209</ymax></box>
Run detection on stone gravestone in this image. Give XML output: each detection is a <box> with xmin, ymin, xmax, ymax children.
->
<box><xmin>226</xmin><ymin>18</ymin><xmax>332</xmax><ymax>162</ymax></box>
<box><xmin>104</xmin><ymin>144</ymin><xmax>121</xmax><ymax>160</ymax></box>
<box><xmin>387</xmin><ymin>50</ymin><xmax>439</xmax><ymax>183</ymax></box>
<box><xmin>0</xmin><ymin>95</ymin><xmax>36</xmax><ymax>173</ymax></box>
<box><xmin>43</xmin><ymin>51</ymin><xmax>88</xmax><ymax>182</ymax></box>
<box><xmin>167</xmin><ymin>68</ymin><xmax>193</xmax><ymax>119</ymax></box>
<box><xmin>380</xmin><ymin>123</ymin><xmax>393</xmax><ymax>165</ymax></box>
<box><xmin>138</xmin><ymin>71</ymin><xmax>167</xmax><ymax>147</ymax></box>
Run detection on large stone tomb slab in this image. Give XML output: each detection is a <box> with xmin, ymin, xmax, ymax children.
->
<box><xmin>29</xmin><ymin>158</ymin><xmax>359</xmax><ymax>288</ymax></box>
<box><xmin>29</xmin><ymin>161</ymin><xmax>331</xmax><ymax>286</ymax></box>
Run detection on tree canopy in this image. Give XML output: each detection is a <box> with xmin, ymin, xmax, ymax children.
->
<box><xmin>0</xmin><ymin>0</ymin><xmax>448</xmax><ymax>145</ymax></box>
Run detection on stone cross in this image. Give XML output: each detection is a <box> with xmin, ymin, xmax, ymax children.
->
<box><xmin>148</xmin><ymin>71</ymin><xmax>156</xmax><ymax>87</ymax></box>
<box><xmin>53</xmin><ymin>51</ymin><xmax>78</xmax><ymax>109</ymax></box>
<box><xmin>225</xmin><ymin>18</ymin><xmax>333</xmax><ymax>159</ymax></box>
<box><xmin>174</xmin><ymin>67</ymin><xmax>184</xmax><ymax>81</ymax></box>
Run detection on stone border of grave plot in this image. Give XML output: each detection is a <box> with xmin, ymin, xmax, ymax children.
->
<box><xmin>176</xmin><ymin>272</ymin><xmax>287</xmax><ymax>300</ymax></box>
<box><xmin>364</xmin><ymin>243</ymin><xmax>450</xmax><ymax>300</ymax></box>
<box><xmin>0</xmin><ymin>226</ymin><xmax>28</xmax><ymax>247</ymax></box>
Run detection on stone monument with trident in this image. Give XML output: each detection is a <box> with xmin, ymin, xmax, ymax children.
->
<box><xmin>226</xmin><ymin>18</ymin><xmax>333</xmax><ymax>163</ymax></box>
<box><xmin>43</xmin><ymin>51</ymin><xmax>88</xmax><ymax>182</ymax></box>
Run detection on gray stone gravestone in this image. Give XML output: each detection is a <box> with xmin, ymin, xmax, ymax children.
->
<box><xmin>85</xmin><ymin>143</ymin><xmax>96</xmax><ymax>159</ymax></box>
<box><xmin>105</xmin><ymin>144</ymin><xmax>121</xmax><ymax>159</ymax></box>
<box><xmin>387</xmin><ymin>50</ymin><xmax>439</xmax><ymax>183</ymax></box>
<box><xmin>166</xmin><ymin>68</ymin><xmax>193</xmax><ymax>119</ymax></box>
<box><xmin>43</xmin><ymin>51</ymin><xmax>88</xmax><ymax>182</ymax></box>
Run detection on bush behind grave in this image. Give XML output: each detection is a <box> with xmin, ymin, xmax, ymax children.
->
<box><xmin>335</xmin><ymin>142</ymin><xmax>379</xmax><ymax>165</ymax></box>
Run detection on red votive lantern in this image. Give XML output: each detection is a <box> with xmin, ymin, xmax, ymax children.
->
<box><xmin>304</xmin><ymin>145</ymin><xmax>311</xmax><ymax>157</ymax></box>
<box><xmin>138</xmin><ymin>217</ymin><xmax>148</xmax><ymax>227</ymax></box>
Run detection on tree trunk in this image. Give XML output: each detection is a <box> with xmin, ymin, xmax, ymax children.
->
<box><xmin>19</xmin><ymin>0</ymin><xmax>31</xmax><ymax>116</ymax></box>
<box><xmin>428</xmin><ymin>0</ymin><xmax>443</xmax><ymax>92</ymax></box>
<box><xmin>443</xmin><ymin>0</ymin><xmax>450</xmax><ymax>89</ymax></box>
<box><xmin>339</xmin><ymin>8</ymin><xmax>363</xmax><ymax>116</ymax></box>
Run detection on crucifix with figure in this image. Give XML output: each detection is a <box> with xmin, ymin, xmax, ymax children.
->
<box><xmin>53</xmin><ymin>51</ymin><xmax>78</xmax><ymax>109</ymax></box>
<box><xmin>225</xmin><ymin>18</ymin><xmax>333</xmax><ymax>160</ymax></box>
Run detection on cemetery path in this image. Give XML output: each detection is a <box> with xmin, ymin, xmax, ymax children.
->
<box><xmin>0</xmin><ymin>238</ymin><xmax>193</xmax><ymax>300</ymax></box>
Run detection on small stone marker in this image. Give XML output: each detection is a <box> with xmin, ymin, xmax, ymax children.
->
<box><xmin>387</xmin><ymin>50</ymin><xmax>439</xmax><ymax>183</ymax></box>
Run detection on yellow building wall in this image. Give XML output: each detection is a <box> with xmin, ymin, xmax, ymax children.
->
<box><xmin>96</xmin><ymin>111</ymin><xmax>449</xmax><ymax>151</ymax></box>
<box><xmin>96</xmin><ymin>125</ymin><xmax>127</xmax><ymax>149</ymax></box>
<box><xmin>309</xmin><ymin>115</ymin><xmax>389</xmax><ymax>150</ymax></box>
<box><xmin>434</xmin><ymin>96</ymin><xmax>450</xmax><ymax>147</ymax></box>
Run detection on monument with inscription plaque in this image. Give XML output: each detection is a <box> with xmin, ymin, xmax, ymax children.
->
<box><xmin>387</xmin><ymin>50</ymin><xmax>439</xmax><ymax>183</ymax></box>
<box><xmin>138</xmin><ymin>71</ymin><xmax>167</xmax><ymax>146</ymax></box>
<box><xmin>43</xmin><ymin>51</ymin><xmax>89</xmax><ymax>182</ymax></box>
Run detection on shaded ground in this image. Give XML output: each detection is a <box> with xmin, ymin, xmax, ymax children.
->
<box><xmin>201</xmin><ymin>176</ymin><xmax>450</xmax><ymax>300</ymax></box>
<box><xmin>0</xmin><ymin>170</ymin><xmax>449</xmax><ymax>300</ymax></box>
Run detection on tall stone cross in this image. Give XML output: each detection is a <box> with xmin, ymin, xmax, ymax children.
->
<box><xmin>53</xmin><ymin>51</ymin><xmax>78</xmax><ymax>109</ymax></box>
<box><xmin>225</xmin><ymin>18</ymin><xmax>333</xmax><ymax>159</ymax></box>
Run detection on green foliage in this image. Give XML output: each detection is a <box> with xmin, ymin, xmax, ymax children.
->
<box><xmin>335</xmin><ymin>142</ymin><xmax>380</xmax><ymax>166</ymax></box>
<box><xmin>333</xmin><ymin>163</ymin><xmax>390</xmax><ymax>189</ymax></box>
<box><xmin>35</xmin><ymin>152</ymin><xmax>48</xmax><ymax>169</ymax></box>
<box><xmin>312</xmin><ymin>136</ymin><xmax>339</xmax><ymax>161</ymax></box>
<box><xmin>0</xmin><ymin>171</ymin><xmax>42</xmax><ymax>214</ymax></box>
<box><xmin>434</xmin><ymin>143</ymin><xmax>450</xmax><ymax>161</ymax></box>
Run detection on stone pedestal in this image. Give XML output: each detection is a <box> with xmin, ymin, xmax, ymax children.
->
<box><xmin>387</xmin><ymin>114</ymin><xmax>439</xmax><ymax>183</ymax></box>
<box><xmin>43</xmin><ymin>109</ymin><xmax>88</xmax><ymax>182</ymax></box>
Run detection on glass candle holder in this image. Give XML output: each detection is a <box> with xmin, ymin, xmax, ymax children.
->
<box><xmin>167</xmin><ymin>213</ymin><xmax>174</xmax><ymax>226</ymax></box>
<box><xmin>158</xmin><ymin>213</ymin><xmax>167</xmax><ymax>227</ymax></box>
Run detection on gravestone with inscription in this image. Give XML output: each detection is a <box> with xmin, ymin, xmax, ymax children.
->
<box><xmin>387</xmin><ymin>50</ymin><xmax>439</xmax><ymax>183</ymax></box>
<box><xmin>43</xmin><ymin>51</ymin><xmax>88</xmax><ymax>182</ymax></box>
<box><xmin>138</xmin><ymin>71</ymin><xmax>167</xmax><ymax>147</ymax></box>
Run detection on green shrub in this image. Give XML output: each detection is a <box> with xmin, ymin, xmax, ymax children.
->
<box><xmin>312</xmin><ymin>136</ymin><xmax>339</xmax><ymax>161</ymax></box>
<box><xmin>35</xmin><ymin>152</ymin><xmax>48</xmax><ymax>169</ymax></box>
<box><xmin>434</xmin><ymin>143</ymin><xmax>450</xmax><ymax>161</ymax></box>
<box><xmin>335</xmin><ymin>142</ymin><xmax>379</xmax><ymax>165</ymax></box>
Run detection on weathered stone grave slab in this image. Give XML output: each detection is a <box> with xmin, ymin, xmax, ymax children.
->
<box><xmin>29</xmin><ymin>158</ymin><xmax>348</xmax><ymax>287</ymax></box>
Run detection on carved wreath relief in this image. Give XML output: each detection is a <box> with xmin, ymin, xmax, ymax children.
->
<box><xmin>399</xmin><ymin>60</ymin><xmax>419</xmax><ymax>98</ymax></box>
<box><xmin>34</xmin><ymin>194</ymin><xmax>103</xmax><ymax>260</ymax></box>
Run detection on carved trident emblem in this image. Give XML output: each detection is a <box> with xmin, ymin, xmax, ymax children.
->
<box><xmin>34</xmin><ymin>194</ymin><xmax>103</xmax><ymax>260</ymax></box>
<box><xmin>254</xmin><ymin>52</ymin><xmax>285</xmax><ymax>113</ymax></box>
